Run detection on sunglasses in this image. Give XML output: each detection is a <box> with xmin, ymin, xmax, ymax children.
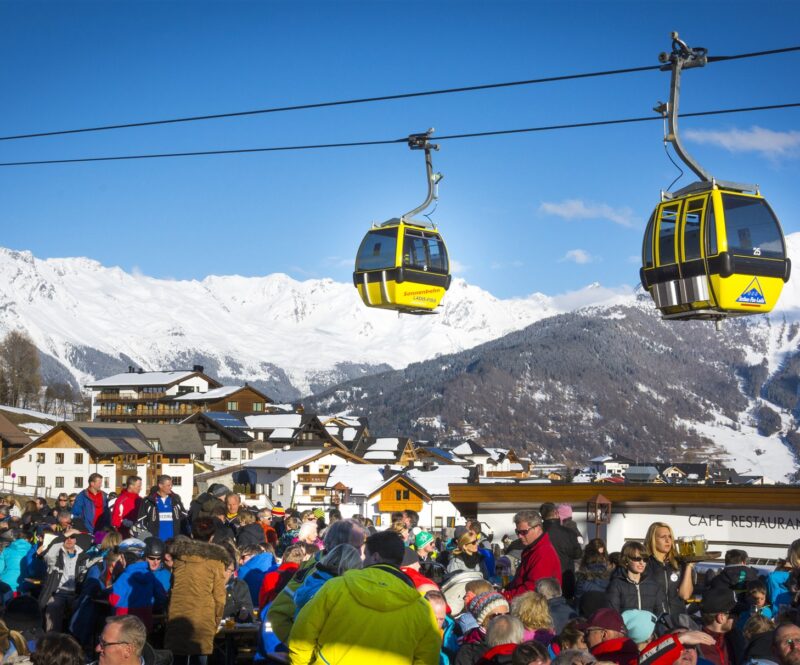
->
<box><xmin>628</xmin><ymin>556</ymin><xmax>645</xmax><ymax>562</ymax></box>
<box><xmin>515</xmin><ymin>526</ymin><xmax>537</xmax><ymax>536</ymax></box>
<box><xmin>466</xmin><ymin>539</ymin><xmax>478</xmax><ymax>546</ymax></box>
<box><xmin>146</xmin><ymin>556</ymin><xmax>161</xmax><ymax>561</ymax></box>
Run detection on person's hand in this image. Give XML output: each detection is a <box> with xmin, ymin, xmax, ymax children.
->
<box><xmin>677</xmin><ymin>631</ymin><xmax>715</xmax><ymax>646</ymax></box>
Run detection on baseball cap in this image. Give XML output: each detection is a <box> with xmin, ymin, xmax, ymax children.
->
<box><xmin>701</xmin><ymin>587</ymin><xmax>737</xmax><ymax>614</ymax></box>
<box><xmin>586</xmin><ymin>608</ymin><xmax>627</xmax><ymax>634</ymax></box>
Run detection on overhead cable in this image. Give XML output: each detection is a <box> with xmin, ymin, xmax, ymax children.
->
<box><xmin>1</xmin><ymin>45</ymin><xmax>799</xmax><ymax>142</ymax></box>
<box><xmin>1</xmin><ymin>101</ymin><xmax>798</xmax><ymax>168</ymax></box>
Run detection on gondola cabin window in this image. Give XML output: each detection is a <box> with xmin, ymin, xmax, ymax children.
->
<box><xmin>722</xmin><ymin>194</ymin><xmax>785</xmax><ymax>259</ymax></box>
<box><xmin>643</xmin><ymin>211</ymin><xmax>655</xmax><ymax>269</ymax></box>
<box><xmin>683</xmin><ymin>198</ymin><xmax>704</xmax><ymax>261</ymax></box>
<box><xmin>356</xmin><ymin>229</ymin><xmax>397</xmax><ymax>271</ymax></box>
<box><xmin>658</xmin><ymin>203</ymin><xmax>680</xmax><ymax>265</ymax></box>
<box><xmin>402</xmin><ymin>230</ymin><xmax>448</xmax><ymax>273</ymax></box>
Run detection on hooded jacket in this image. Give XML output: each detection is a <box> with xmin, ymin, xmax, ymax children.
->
<box><xmin>607</xmin><ymin>567</ymin><xmax>668</xmax><ymax>615</ymax></box>
<box><xmin>590</xmin><ymin>636</ymin><xmax>640</xmax><ymax>665</ymax></box>
<box><xmin>0</xmin><ymin>539</ymin><xmax>34</xmax><ymax>592</ymax></box>
<box><xmin>288</xmin><ymin>563</ymin><xmax>442</xmax><ymax>665</ymax></box>
<box><xmin>238</xmin><ymin>551</ymin><xmax>277</xmax><ymax>606</ymax></box>
<box><xmin>109</xmin><ymin>560</ymin><xmax>167</xmax><ymax>629</ymax></box>
<box><xmin>164</xmin><ymin>536</ymin><xmax>227</xmax><ymax>655</ymax></box>
<box><xmin>111</xmin><ymin>489</ymin><xmax>141</xmax><ymax>536</ymax></box>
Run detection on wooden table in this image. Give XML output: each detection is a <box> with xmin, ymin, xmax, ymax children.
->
<box><xmin>216</xmin><ymin>621</ymin><xmax>260</xmax><ymax>665</ymax></box>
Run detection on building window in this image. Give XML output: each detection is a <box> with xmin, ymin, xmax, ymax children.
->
<box><xmin>17</xmin><ymin>476</ymin><xmax>26</xmax><ymax>487</ymax></box>
<box><xmin>227</xmin><ymin>401</ymin><xmax>239</xmax><ymax>411</ymax></box>
<box><xmin>55</xmin><ymin>453</ymin><xmax>64</xmax><ymax>464</ymax></box>
<box><xmin>37</xmin><ymin>476</ymin><xmax>45</xmax><ymax>488</ymax></box>
<box><xmin>103</xmin><ymin>478</ymin><xmax>109</xmax><ymax>489</ymax></box>
<box><xmin>276</xmin><ymin>483</ymin><xmax>283</xmax><ymax>495</ymax></box>
<box><xmin>221</xmin><ymin>450</ymin><xmax>231</xmax><ymax>461</ymax></box>
<box><xmin>55</xmin><ymin>477</ymin><xmax>64</xmax><ymax>488</ymax></box>
<box><xmin>434</xmin><ymin>516</ymin><xmax>443</xmax><ymax>528</ymax></box>
<box><xmin>446</xmin><ymin>517</ymin><xmax>456</xmax><ymax>528</ymax></box>
<box><xmin>253</xmin><ymin>402</ymin><xmax>263</xmax><ymax>412</ymax></box>
<box><xmin>36</xmin><ymin>453</ymin><xmax>45</xmax><ymax>464</ymax></box>
<box><xmin>394</xmin><ymin>489</ymin><xmax>409</xmax><ymax>500</ymax></box>
<box><xmin>303</xmin><ymin>465</ymin><xmax>310</xmax><ymax>472</ymax></box>
<box><xmin>74</xmin><ymin>477</ymin><xmax>83</xmax><ymax>488</ymax></box>
<box><xmin>75</xmin><ymin>453</ymin><xmax>84</xmax><ymax>464</ymax></box>
<box><xmin>172</xmin><ymin>476</ymin><xmax>182</xmax><ymax>486</ymax></box>
<box><xmin>303</xmin><ymin>485</ymin><xmax>311</xmax><ymax>493</ymax></box>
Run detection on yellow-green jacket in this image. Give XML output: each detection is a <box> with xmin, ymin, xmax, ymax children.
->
<box><xmin>288</xmin><ymin>564</ymin><xmax>441</xmax><ymax>665</ymax></box>
<box><xmin>269</xmin><ymin>558</ymin><xmax>317</xmax><ymax>643</ymax></box>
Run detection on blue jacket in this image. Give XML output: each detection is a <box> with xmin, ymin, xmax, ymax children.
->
<box><xmin>110</xmin><ymin>560</ymin><xmax>166</xmax><ymax>611</ymax></box>
<box><xmin>71</xmin><ymin>489</ymin><xmax>109</xmax><ymax>534</ymax></box>
<box><xmin>0</xmin><ymin>539</ymin><xmax>34</xmax><ymax>592</ymax></box>
<box><xmin>767</xmin><ymin>569</ymin><xmax>791</xmax><ymax>608</ymax></box>
<box><xmin>69</xmin><ymin>559</ymin><xmax>111</xmax><ymax>645</ymax></box>
<box><xmin>293</xmin><ymin>568</ymin><xmax>334</xmax><ymax>617</ymax></box>
<box><xmin>239</xmin><ymin>551</ymin><xmax>277</xmax><ymax>606</ymax></box>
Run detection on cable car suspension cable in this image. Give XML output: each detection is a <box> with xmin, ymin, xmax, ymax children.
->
<box><xmin>1</xmin><ymin>101</ymin><xmax>798</xmax><ymax>168</ymax></box>
<box><xmin>1</xmin><ymin>45</ymin><xmax>799</xmax><ymax>143</ymax></box>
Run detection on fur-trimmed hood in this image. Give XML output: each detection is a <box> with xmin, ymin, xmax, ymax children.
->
<box><xmin>170</xmin><ymin>536</ymin><xmax>229</xmax><ymax>564</ymax></box>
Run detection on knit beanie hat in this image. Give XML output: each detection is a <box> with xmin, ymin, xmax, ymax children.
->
<box><xmin>313</xmin><ymin>507</ymin><xmax>325</xmax><ymax>519</ymax></box>
<box><xmin>272</xmin><ymin>506</ymin><xmax>286</xmax><ymax>517</ymax></box>
<box><xmin>622</xmin><ymin>609</ymin><xmax>657</xmax><ymax>643</ymax></box>
<box><xmin>467</xmin><ymin>591</ymin><xmax>509</xmax><ymax>627</ymax></box>
<box><xmin>415</xmin><ymin>530</ymin><xmax>434</xmax><ymax>549</ymax></box>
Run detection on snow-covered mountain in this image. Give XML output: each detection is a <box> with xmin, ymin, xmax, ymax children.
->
<box><xmin>0</xmin><ymin>245</ymin><xmax>631</xmax><ymax>399</ymax></box>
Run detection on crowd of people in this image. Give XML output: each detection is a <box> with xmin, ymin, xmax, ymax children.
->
<box><xmin>0</xmin><ymin>479</ymin><xmax>797</xmax><ymax>665</ymax></box>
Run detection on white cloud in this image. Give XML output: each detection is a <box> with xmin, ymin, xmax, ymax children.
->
<box><xmin>449</xmin><ymin>258</ymin><xmax>468</xmax><ymax>274</ymax></box>
<box><xmin>561</xmin><ymin>249</ymin><xmax>593</xmax><ymax>264</ymax></box>
<box><xmin>539</xmin><ymin>199</ymin><xmax>637</xmax><ymax>227</ymax></box>
<box><xmin>685</xmin><ymin>126</ymin><xmax>800</xmax><ymax>159</ymax></box>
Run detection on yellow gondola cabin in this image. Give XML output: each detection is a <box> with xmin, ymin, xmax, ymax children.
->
<box><xmin>640</xmin><ymin>182</ymin><xmax>790</xmax><ymax>320</ymax></box>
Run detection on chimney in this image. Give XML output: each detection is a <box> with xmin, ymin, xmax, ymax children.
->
<box><xmin>137</xmin><ymin>368</ymin><xmax>144</xmax><ymax>374</ymax></box>
<box><xmin>193</xmin><ymin>364</ymin><xmax>204</xmax><ymax>373</ymax></box>
<box><xmin>128</xmin><ymin>366</ymin><xmax>135</xmax><ymax>373</ymax></box>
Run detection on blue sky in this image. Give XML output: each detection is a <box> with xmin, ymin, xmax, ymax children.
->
<box><xmin>2</xmin><ymin>0</ymin><xmax>799</xmax><ymax>299</ymax></box>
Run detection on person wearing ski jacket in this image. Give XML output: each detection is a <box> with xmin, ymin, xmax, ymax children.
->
<box><xmin>288</xmin><ymin>531</ymin><xmax>441</xmax><ymax>665</ymax></box>
<box><xmin>112</xmin><ymin>477</ymin><xmax>142</xmax><ymax>538</ymax></box>
<box><xmin>502</xmin><ymin>511</ymin><xmax>561</xmax><ymax>601</ymax></box>
<box><xmin>71</xmin><ymin>474</ymin><xmax>109</xmax><ymax>536</ymax></box>
<box><xmin>607</xmin><ymin>542</ymin><xmax>668</xmax><ymax>615</ymax></box>
<box><xmin>135</xmin><ymin>475</ymin><xmax>188</xmax><ymax>540</ymax></box>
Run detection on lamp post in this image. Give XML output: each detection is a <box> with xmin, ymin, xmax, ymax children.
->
<box><xmin>586</xmin><ymin>493</ymin><xmax>612</xmax><ymax>540</ymax></box>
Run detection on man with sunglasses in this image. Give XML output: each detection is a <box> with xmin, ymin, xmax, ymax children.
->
<box><xmin>40</xmin><ymin>528</ymin><xmax>88</xmax><ymax>632</ymax></box>
<box><xmin>774</xmin><ymin>622</ymin><xmax>800</xmax><ymax>665</ymax></box>
<box><xmin>502</xmin><ymin>510</ymin><xmax>561</xmax><ymax>601</ymax></box>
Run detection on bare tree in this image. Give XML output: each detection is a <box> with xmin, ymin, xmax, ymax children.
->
<box><xmin>0</xmin><ymin>331</ymin><xmax>41</xmax><ymax>408</ymax></box>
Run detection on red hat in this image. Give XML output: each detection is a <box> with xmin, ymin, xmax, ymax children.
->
<box><xmin>586</xmin><ymin>608</ymin><xmax>627</xmax><ymax>634</ymax></box>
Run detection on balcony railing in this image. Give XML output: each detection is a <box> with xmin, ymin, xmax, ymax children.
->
<box><xmin>94</xmin><ymin>391</ymin><xmax>169</xmax><ymax>401</ymax></box>
<box><xmin>297</xmin><ymin>473</ymin><xmax>328</xmax><ymax>483</ymax></box>
<box><xmin>96</xmin><ymin>404</ymin><xmax>194</xmax><ymax>417</ymax></box>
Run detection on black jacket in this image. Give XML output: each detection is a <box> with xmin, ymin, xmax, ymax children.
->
<box><xmin>607</xmin><ymin>567</ymin><xmax>668</xmax><ymax>616</ymax></box>
<box><xmin>223</xmin><ymin>577</ymin><xmax>254</xmax><ymax>619</ymax></box>
<box><xmin>236</xmin><ymin>522</ymin><xmax>267</xmax><ymax>549</ymax></box>
<box><xmin>541</xmin><ymin>519</ymin><xmax>582</xmax><ymax>573</ymax></box>
<box><xmin>135</xmin><ymin>491</ymin><xmax>188</xmax><ymax>538</ymax></box>
<box><xmin>708</xmin><ymin>565</ymin><xmax>761</xmax><ymax>594</ymax></box>
<box><xmin>39</xmin><ymin>546</ymin><xmax>90</xmax><ymax>609</ymax></box>
<box><xmin>188</xmin><ymin>492</ymin><xmax>224</xmax><ymax>524</ymax></box>
<box><xmin>646</xmin><ymin>556</ymin><xmax>686</xmax><ymax>618</ymax></box>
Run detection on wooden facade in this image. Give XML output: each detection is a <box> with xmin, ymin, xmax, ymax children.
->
<box><xmin>372</xmin><ymin>478</ymin><xmax>426</xmax><ymax>513</ymax></box>
<box><xmin>203</xmin><ymin>386</ymin><xmax>272</xmax><ymax>413</ymax></box>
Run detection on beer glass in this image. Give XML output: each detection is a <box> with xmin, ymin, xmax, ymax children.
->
<box><xmin>680</xmin><ymin>536</ymin><xmax>693</xmax><ymax>557</ymax></box>
<box><xmin>692</xmin><ymin>535</ymin><xmax>707</xmax><ymax>556</ymax></box>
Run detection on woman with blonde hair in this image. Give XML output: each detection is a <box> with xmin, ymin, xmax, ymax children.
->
<box><xmin>767</xmin><ymin>538</ymin><xmax>800</xmax><ymax>608</ymax></box>
<box><xmin>644</xmin><ymin>521</ymin><xmax>693</xmax><ymax>618</ymax></box>
<box><xmin>510</xmin><ymin>591</ymin><xmax>555</xmax><ymax>644</ymax></box>
<box><xmin>446</xmin><ymin>530</ymin><xmax>488</xmax><ymax>577</ymax></box>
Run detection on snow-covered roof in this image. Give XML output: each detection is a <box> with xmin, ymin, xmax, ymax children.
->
<box><xmin>326</xmin><ymin>426</ymin><xmax>358</xmax><ymax>442</ymax></box>
<box><xmin>174</xmin><ymin>385</ymin><xmax>242</xmax><ymax>401</ymax></box>
<box><xmin>245</xmin><ymin>414</ymin><xmax>303</xmax><ymax>429</ymax></box>
<box><xmin>484</xmin><ymin>447</ymin><xmax>510</xmax><ymax>462</ymax></box>
<box><xmin>590</xmin><ymin>455</ymin><xmax>612</xmax><ymax>463</ymax></box>
<box><xmin>246</xmin><ymin>448</ymin><xmax>325</xmax><ymax>469</ymax></box>
<box><xmin>452</xmin><ymin>440</ymin><xmax>490</xmax><ymax>457</ymax></box>
<box><xmin>325</xmin><ymin>465</ymin><xmax>384</xmax><ymax>495</ymax></box>
<box><xmin>88</xmin><ymin>371</ymin><xmax>196</xmax><ymax>388</ymax></box>
<box><xmin>406</xmin><ymin>466</ymin><xmax>470</xmax><ymax>496</ymax></box>
<box><xmin>366</xmin><ymin>438</ymin><xmax>403</xmax><ymax>451</ymax></box>
<box><xmin>268</xmin><ymin>428</ymin><xmax>296</xmax><ymax>439</ymax></box>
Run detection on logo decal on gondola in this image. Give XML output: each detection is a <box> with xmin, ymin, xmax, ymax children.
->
<box><xmin>736</xmin><ymin>278</ymin><xmax>767</xmax><ymax>306</ymax></box>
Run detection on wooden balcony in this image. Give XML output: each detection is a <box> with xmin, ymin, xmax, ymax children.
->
<box><xmin>297</xmin><ymin>473</ymin><xmax>327</xmax><ymax>483</ymax></box>
<box><xmin>95</xmin><ymin>391</ymin><xmax>168</xmax><ymax>401</ymax></box>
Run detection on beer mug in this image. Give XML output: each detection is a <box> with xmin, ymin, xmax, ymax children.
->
<box><xmin>680</xmin><ymin>536</ymin><xmax>693</xmax><ymax>557</ymax></box>
<box><xmin>692</xmin><ymin>535</ymin><xmax>707</xmax><ymax>557</ymax></box>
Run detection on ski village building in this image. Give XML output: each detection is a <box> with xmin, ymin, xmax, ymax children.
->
<box><xmin>3</xmin><ymin>364</ymin><xmax>798</xmax><ymax>564</ymax></box>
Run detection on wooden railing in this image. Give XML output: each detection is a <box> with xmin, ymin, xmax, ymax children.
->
<box><xmin>297</xmin><ymin>473</ymin><xmax>327</xmax><ymax>483</ymax></box>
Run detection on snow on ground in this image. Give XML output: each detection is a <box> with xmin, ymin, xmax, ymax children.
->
<box><xmin>690</xmin><ymin>412</ymin><xmax>796</xmax><ymax>483</ymax></box>
<box><xmin>0</xmin><ymin>405</ymin><xmax>61</xmax><ymax>422</ymax></box>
